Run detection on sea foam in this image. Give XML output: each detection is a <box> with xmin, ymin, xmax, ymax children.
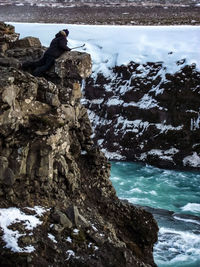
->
<box><xmin>155</xmin><ymin>227</ymin><xmax>200</xmax><ymax>266</ymax></box>
<box><xmin>181</xmin><ymin>203</ymin><xmax>200</xmax><ymax>214</ymax></box>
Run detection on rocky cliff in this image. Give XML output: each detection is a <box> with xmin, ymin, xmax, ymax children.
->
<box><xmin>84</xmin><ymin>59</ymin><xmax>200</xmax><ymax>171</ymax></box>
<box><xmin>0</xmin><ymin>22</ymin><xmax>158</xmax><ymax>266</ymax></box>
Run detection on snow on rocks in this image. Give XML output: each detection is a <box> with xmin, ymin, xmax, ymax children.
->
<box><xmin>190</xmin><ymin>112</ymin><xmax>200</xmax><ymax>131</ymax></box>
<box><xmin>66</xmin><ymin>249</ymin><xmax>75</xmax><ymax>260</ymax></box>
<box><xmin>0</xmin><ymin>206</ymin><xmax>47</xmax><ymax>253</ymax></box>
<box><xmin>183</xmin><ymin>152</ymin><xmax>200</xmax><ymax>168</ymax></box>
<box><xmin>84</xmin><ymin>57</ymin><xmax>200</xmax><ymax>170</ymax></box>
<box><xmin>101</xmin><ymin>149</ymin><xmax>126</xmax><ymax>161</ymax></box>
<box><xmin>48</xmin><ymin>233</ymin><xmax>57</xmax><ymax>244</ymax></box>
<box><xmin>155</xmin><ymin>123</ymin><xmax>183</xmax><ymax>133</ymax></box>
<box><xmin>139</xmin><ymin>148</ymin><xmax>179</xmax><ymax>162</ymax></box>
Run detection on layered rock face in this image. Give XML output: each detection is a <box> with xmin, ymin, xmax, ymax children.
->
<box><xmin>84</xmin><ymin>60</ymin><xmax>200</xmax><ymax>170</ymax></box>
<box><xmin>0</xmin><ymin>22</ymin><xmax>158</xmax><ymax>266</ymax></box>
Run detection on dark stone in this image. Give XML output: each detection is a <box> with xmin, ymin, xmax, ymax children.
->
<box><xmin>2</xmin><ymin>168</ymin><xmax>15</xmax><ymax>186</ymax></box>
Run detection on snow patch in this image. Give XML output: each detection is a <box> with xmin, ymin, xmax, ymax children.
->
<box><xmin>97</xmin><ymin>139</ymin><xmax>104</xmax><ymax>146</ymax></box>
<box><xmin>101</xmin><ymin>148</ymin><xmax>126</xmax><ymax>160</ymax></box>
<box><xmin>139</xmin><ymin>148</ymin><xmax>179</xmax><ymax>162</ymax></box>
<box><xmin>90</xmin><ymin>98</ymin><xmax>104</xmax><ymax>105</ymax></box>
<box><xmin>137</xmin><ymin>94</ymin><xmax>159</xmax><ymax>109</ymax></box>
<box><xmin>106</xmin><ymin>98</ymin><xmax>124</xmax><ymax>106</ymax></box>
<box><xmin>73</xmin><ymin>228</ymin><xmax>79</xmax><ymax>234</ymax></box>
<box><xmin>0</xmin><ymin>206</ymin><xmax>47</xmax><ymax>253</ymax></box>
<box><xmin>48</xmin><ymin>233</ymin><xmax>57</xmax><ymax>244</ymax></box>
<box><xmin>115</xmin><ymin>117</ymin><xmax>150</xmax><ymax>136</ymax></box>
<box><xmin>191</xmin><ymin>113</ymin><xmax>200</xmax><ymax>131</ymax></box>
<box><xmin>66</xmin><ymin>236</ymin><xmax>72</xmax><ymax>243</ymax></box>
<box><xmin>156</xmin><ymin>123</ymin><xmax>183</xmax><ymax>133</ymax></box>
<box><xmin>183</xmin><ymin>152</ymin><xmax>200</xmax><ymax>167</ymax></box>
<box><xmin>123</xmin><ymin>95</ymin><xmax>162</xmax><ymax>110</ymax></box>
<box><xmin>88</xmin><ymin>110</ymin><xmax>112</xmax><ymax>131</ymax></box>
<box><xmin>66</xmin><ymin>249</ymin><xmax>75</xmax><ymax>260</ymax></box>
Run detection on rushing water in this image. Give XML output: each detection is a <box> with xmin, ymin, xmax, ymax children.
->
<box><xmin>110</xmin><ymin>162</ymin><xmax>200</xmax><ymax>267</ymax></box>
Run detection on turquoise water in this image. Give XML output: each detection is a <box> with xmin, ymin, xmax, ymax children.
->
<box><xmin>110</xmin><ymin>162</ymin><xmax>200</xmax><ymax>267</ymax></box>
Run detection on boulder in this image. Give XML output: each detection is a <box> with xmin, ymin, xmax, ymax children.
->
<box><xmin>54</xmin><ymin>51</ymin><xmax>92</xmax><ymax>80</ymax></box>
<box><xmin>0</xmin><ymin>22</ymin><xmax>19</xmax><ymax>44</ymax></box>
<box><xmin>52</xmin><ymin>209</ymin><xmax>73</xmax><ymax>228</ymax></box>
<box><xmin>0</xmin><ymin>56</ymin><xmax>21</xmax><ymax>68</ymax></box>
<box><xmin>13</xmin><ymin>37</ymin><xmax>42</xmax><ymax>48</ymax></box>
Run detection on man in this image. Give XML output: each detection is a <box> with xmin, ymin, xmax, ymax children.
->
<box><xmin>22</xmin><ymin>29</ymin><xmax>71</xmax><ymax>77</ymax></box>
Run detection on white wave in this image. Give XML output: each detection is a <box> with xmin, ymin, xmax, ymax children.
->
<box><xmin>149</xmin><ymin>190</ymin><xmax>157</xmax><ymax>196</ymax></box>
<box><xmin>181</xmin><ymin>203</ymin><xmax>200</xmax><ymax>214</ymax></box>
<box><xmin>111</xmin><ymin>176</ymin><xmax>121</xmax><ymax>181</ymax></box>
<box><xmin>129</xmin><ymin>188</ymin><xmax>142</xmax><ymax>193</ymax></box>
<box><xmin>155</xmin><ymin>227</ymin><xmax>200</xmax><ymax>265</ymax></box>
<box><xmin>173</xmin><ymin>216</ymin><xmax>200</xmax><ymax>226</ymax></box>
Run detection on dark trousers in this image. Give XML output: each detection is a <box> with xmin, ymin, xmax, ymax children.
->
<box><xmin>22</xmin><ymin>53</ymin><xmax>55</xmax><ymax>77</ymax></box>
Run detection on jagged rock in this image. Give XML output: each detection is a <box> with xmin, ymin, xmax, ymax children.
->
<box><xmin>6</xmin><ymin>47</ymin><xmax>44</xmax><ymax>62</ymax></box>
<box><xmin>0</xmin><ymin>42</ymin><xmax>9</xmax><ymax>53</ymax></box>
<box><xmin>66</xmin><ymin>205</ymin><xmax>90</xmax><ymax>228</ymax></box>
<box><xmin>53</xmin><ymin>51</ymin><xmax>92</xmax><ymax>80</ymax></box>
<box><xmin>0</xmin><ymin>157</ymin><xmax>15</xmax><ymax>186</ymax></box>
<box><xmin>37</xmin><ymin>77</ymin><xmax>60</xmax><ymax>107</ymax></box>
<box><xmin>0</xmin><ymin>22</ymin><xmax>15</xmax><ymax>34</ymax></box>
<box><xmin>0</xmin><ymin>23</ymin><xmax>158</xmax><ymax>267</ymax></box>
<box><xmin>0</xmin><ymin>32</ymin><xmax>19</xmax><ymax>44</ymax></box>
<box><xmin>0</xmin><ymin>22</ymin><xmax>19</xmax><ymax>52</ymax></box>
<box><xmin>52</xmin><ymin>224</ymin><xmax>65</xmax><ymax>234</ymax></box>
<box><xmin>13</xmin><ymin>36</ymin><xmax>42</xmax><ymax>48</ymax></box>
<box><xmin>0</xmin><ymin>57</ymin><xmax>21</xmax><ymax>68</ymax></box>
<box><xmin>52</xmin><ymin>209</ymin><xmax>73</xmax><ymax>228</ymax></box>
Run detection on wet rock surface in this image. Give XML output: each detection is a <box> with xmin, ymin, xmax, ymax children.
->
<box><xmin>84</xmin><ymin>60</ymin><xmax>200</xmax><ymax>171</ymax></box>
<box><xmin>0</xmin><ymin>22</ymin><xmax>158</xmax><ymax>267</ymax></box>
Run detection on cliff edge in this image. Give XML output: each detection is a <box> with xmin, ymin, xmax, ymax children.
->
<box><xmin>0</xmin><ymin>22</ymin><xmax>158</xmax><ymax>267</ymax></box>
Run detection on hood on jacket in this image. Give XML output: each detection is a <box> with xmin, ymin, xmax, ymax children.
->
<box><xmin>55</xmin><ymin>29</ymin><xmax>69</xmax><ymax>38</ymax></box>
<box><xmin>55</xmin><ymin>32</ymin><xmax>65</xmax><ymax>38</ymax></box>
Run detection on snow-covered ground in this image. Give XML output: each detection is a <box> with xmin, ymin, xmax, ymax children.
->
<box><xmin>0</xmin><ymin>206</ymin><xmax>48</xmax><ymax>253</ymax></box>
<box><xmin>11</xmin><ymin>23</ymin><xmax>200</xmax><ymax>77</ymax></box>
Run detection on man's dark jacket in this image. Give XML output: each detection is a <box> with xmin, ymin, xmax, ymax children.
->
<box><xmin>45</xmin><ymin>32</ymin><xmax>71</xmax><ymax>58</ymax></box>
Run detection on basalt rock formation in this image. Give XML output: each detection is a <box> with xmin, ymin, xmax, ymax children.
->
<box><xmin>0</xmin><ymin>22</ymin><xmax>158</xmax><ymax>267</ymax></box>
<box><xmin>84</xmin><ymin>59</ymin><xmax>200</xmax><ymax>171</ymax></box>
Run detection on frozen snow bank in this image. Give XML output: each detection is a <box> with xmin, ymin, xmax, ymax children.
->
<box><xmin>10</xmin><ymin>23</ymin><xmax>200</xmax><ymax>77</ymax></box>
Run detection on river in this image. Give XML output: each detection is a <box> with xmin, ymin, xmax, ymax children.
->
<box><xmin>110</xmin><ymin>162</ymin><xmax>200</xmax><ymax>267</ymax></box>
